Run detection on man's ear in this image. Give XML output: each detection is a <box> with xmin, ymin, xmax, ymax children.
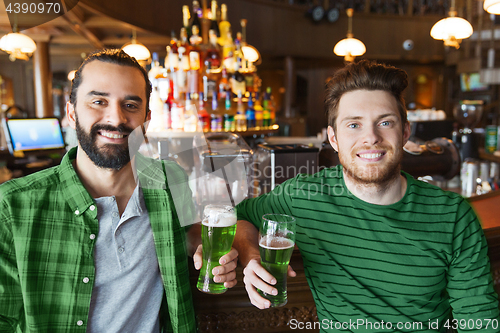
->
<box><xmin>327</xmin><ymin>126</ymin><xmax>338</xmax><ymax>152</ymax></box>
<box><xmin>66</xmin><ymin>102</ymin><xmax>77</xmax><ymax>130</ymax></box>
<box><xmin>402</xmin><ymin>121</ymin><xmax>411</xmax><ymax>146</ymax></box>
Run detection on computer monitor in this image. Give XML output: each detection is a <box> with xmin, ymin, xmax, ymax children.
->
<box><xmin>1</xmin><ymin>118</ymin><xmax>66</xmax><ymax>157</ymax></box>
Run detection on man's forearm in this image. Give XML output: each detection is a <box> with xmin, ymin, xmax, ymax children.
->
<box><xmin>233</xmin><ymin>220</ymin><xmax>260</xmax><ymax>267</ymax></box>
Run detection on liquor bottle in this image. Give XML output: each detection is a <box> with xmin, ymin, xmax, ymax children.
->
<box><xmin>219</xmin><ymin>66</ymin><xmax>230</xmax><ymax>100</ymax></box>
<box><xmin>266</xmin><ymin>86</ymin><xmax>276</xmax><ymax>126</ymax></box>
<box><xmin>171</xmin><ymin>91</ymin><xmax>185</xmax><ymax>131</ymax></box>
<box><xmin>184</xmin><ymin>93</ymin><xmax>198</xmax><ymax>132</ymax></box>
<box><xmin>149</xmin><ymin>86</ymin><xmax>165</xmax><ymax>131</ymax></box>
<box><xmin>190</xmin><ymin>0</ymin><xmax>202</xmax><ymax>34</ymax></box>
<box><xmin>210</xmin><ymin>98</ymin><xmax>222</xmax><ymax>132</ymax></box>
<box><xmin>218</xmin><ymin>4</ymin><xmax>230</xmax><ymax>40</ymax></box>
<box><xmin>262</xmin><ymin>91</ymin><xmax>271</xmax><ymax>129</ymax></box>
<box><xmin>178</xmin><ymin>27</ymin><xmax>191</xmax><ymax>55</ymax></box>
<box><xmin>203</xmin><ymin>60</ymin><xmax>219</xmax><ymax>101</ymax></box>
<box><xmin>197</xmin><ymin>92</ymin><xmax>210</xmax><ymax>132</ymax></box>
<box><xmin>182</xmin><ymin>5</ymin><xmax>192</xmax><ymax>37</ymax></box>
<box><xmin>163</xmin><ymin>80</ymin><xmax>175</xmax><ymax>130</ymax></box>
<box><xmin>169</xmin><ymin>30</ymin><xmax>179</xmax><ymax>54</ymax></box>
<box><xmin>223</xmin><ymin>91</ymin><xmax>235</xmax><ymax>131</ymax></box>
<box><xmin>235</xmin><ymin>90</ymin><xmax>247</xmax><ymax>131</ymax></box>
<box><xmin>165</xmin><ymin>45</ymin><xmax>179</xmax><ymax>72</ymax></box>
<box><xmin>218</xmin><ymin>4</ymin><xmax>234</xmax><ymax>66</ymax></box>
<box><xmin>148</xmin><ymin>52</ymin><xmax>162</xmax><ymax>89</ymax></box>
<box><xmin>204</xmin><ymin>29</ymin><xmax>221</xmax><ymax>73</ymax></box>
<box><xmin>254</xmin><ymin>92</ymin><xmax>263</xmax><ymax>128</ymax></box>
<box><xmin>230</xmin><ymin>57</ymin><xmax>246</xmax><ymax>98</ymax></box>
<box><xmin>210</xmin><ymin>0</ymin><xmax>220</xmax><ymax>37</ymax></box>
<box><xmin>246</xmin><ymin>93</ymin><xmax>256</xmax><ymax>130</ymax></box>
<box><xmin>177</xmin><ymin>45</ymin><xmax>190</xmax><ymax>96</ymax></box>
<box><xmin>189</xmin><ymin>26</ymin><xmax>203</xmax><ymax>67</ymax></box>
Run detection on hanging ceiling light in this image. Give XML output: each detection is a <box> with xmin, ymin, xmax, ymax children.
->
<box><xmin>430</xmin><ymin>0</ymin><xmax>472</xmax><ymax>49</ymax></box>
<box><xmin>240</xmin><ymin>19</ymin><xmax>261</xmax><ymax>65</ymax></box>
<box><xmin>121</xmin><ymin>30</ymin><xmax>151</xmax><ymax>62</ymax></box>
<box><xmin>0</xmin><ymin>25</ymin><xmax>37</xmax><ymax>62</ymax></box>
<box><xmin>484</xmin><ymin>0</ymin><xmax>500</xmax><ymax>14</ymax></box>
<box><xmin>333</xmin><ymin>8</ymin><xmax>366</xmax><ymax>62</ymax></box>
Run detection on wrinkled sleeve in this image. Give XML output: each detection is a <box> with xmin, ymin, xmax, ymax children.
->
<box><xmin>236</xmin><ymin>175</ymin><xmax>298</xmax><ymax>231</ymax></box>
<box><xmin>0</xmin><ymin>191</ymin><xmax>22</xmax><ymax>332</ymax></box>
<box><xmin>447</xmin><ymin>199</ymin><xmax>500</xmax><ymax>332</ymax></box>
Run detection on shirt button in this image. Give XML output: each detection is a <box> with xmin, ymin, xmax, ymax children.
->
<box><xmin>113</xmin><ymin>212</ymin><xmax>119</xmax><ymax>218</ymax></box>
<box><xmin>77</xmin><ymin>320</ymin><xmax>83</xmax><ymax>326</ymax></box>
<box><xmin>89</xmin><ymin>234</ymin><xmax>96</xmax><ymax>240</ymax></box>
<box><xmin>83</xmin><ymin>277</ymin><xmax>89</xmax><ymax>283</ymax></box>
<box><xmin>118</xmin><ymin>247</ymin><xmax>125</xmax><ymax>253</ymax></box>
<box><xmin>90</xmin><ymin>205</ymin><xmax>96</xmax><ymax>211</ymax></box>
<box><xmin>75</xmin><ymin>210</ymin><xmax>79</xmax><ymax>215</ymax></box>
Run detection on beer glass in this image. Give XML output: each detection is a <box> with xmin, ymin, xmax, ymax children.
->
<box><xmin>197</xmin><ymin>204</ymin><xmax>237</xmax><ymax>294</ymax></box>
<box><xmin>258</xmin><ymin>213</ymin><xmax>296</xmax><ymax>307</ymax></box>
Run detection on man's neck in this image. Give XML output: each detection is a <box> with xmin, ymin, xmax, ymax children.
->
<box><xmin>343</xmin><ymin>169</ymin><xmax>407</xmax><ymax>206</ymax></box>
<box><xmin>73</xmin><ymin>147</ymin><xmax>137</xmax><ymax>215</ymax></box>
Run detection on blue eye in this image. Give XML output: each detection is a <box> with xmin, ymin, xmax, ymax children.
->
<box><xmin>348</xmin><ymin>123</ymin><xmax>359</xmax><ymax>129</ymax></box>
<box><xmin>380</xmin><ymin>120</ymin><xmax>391</xmax><ymax>126</ymax></box>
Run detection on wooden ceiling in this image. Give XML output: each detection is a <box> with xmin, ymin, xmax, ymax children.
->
<box><xmin>0</xmin><ymin>0</ymin><xmax>171</xmax><ymax>58</ymax></box>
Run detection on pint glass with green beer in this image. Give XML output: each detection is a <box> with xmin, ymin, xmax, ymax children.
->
<box><xmin>258</xmin><ymin>213</ymin><xmax>296</xmax><ymax>307</ymax></box>
<box><xmin>197</xmin><ymin>204</ymin><xmax>237</xmax><ymax>294</ymax></box>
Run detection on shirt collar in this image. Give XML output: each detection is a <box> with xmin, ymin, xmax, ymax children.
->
<box><xmin>58</xmin><ymin>147</ymin><xmax>96</xmax><ymax>217</ymax></box>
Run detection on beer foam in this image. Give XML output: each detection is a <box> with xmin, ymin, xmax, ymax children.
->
<box><xmin>259</xmin><ymin>236</ymin><xmax>294</xmax><ymax>250</ymax></box>
<box><xmin>202</xmin><ymin>205</ymin><xmax>237</xmax><ymax>227</ymax></box>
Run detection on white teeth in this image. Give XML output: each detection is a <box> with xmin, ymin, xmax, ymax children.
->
<box><xmin>101</xmin><ymin>132</ymin><xmax>124</xmax><ymax>139</ymax></box>
<box><xmin>359</xmin><ymin>153</ymin><xmax>382</xmax><ymax>159</ymax></box>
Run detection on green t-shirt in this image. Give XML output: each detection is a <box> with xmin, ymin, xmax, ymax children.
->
<box><xmin>237</xmin><ymin>165</ymin><xmax>499</xmax><ymax>332</ymax></box>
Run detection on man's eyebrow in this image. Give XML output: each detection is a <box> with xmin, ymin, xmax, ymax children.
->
<box><xmin>125</xmin><ymin>95</ymin><xmax>143</xmax><ymax>103</ymax></box>
<box><xmin>87</xmin><ymin>90</ymin><xmax>109</xmax><ymax>97</ymax></box>
<box><xmin>340</xmin><ymin>113</ymin><xmax>398</xmax><ymax>122</ymax></box>
<box><xmin>340</xmin><ymin>116</ymin><xmax>362</xmax><ymax>122</ymax></box>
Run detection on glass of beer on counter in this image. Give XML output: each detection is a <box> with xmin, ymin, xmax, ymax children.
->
<box><xmin>258</xmin><ymin>213</ymin><xmax>296</xmax><ymax>307</ymax></box>
<box><xmin>196</xmin><ymin>204</ymin><xmax>237</xmax><ymax>294</ymax></box>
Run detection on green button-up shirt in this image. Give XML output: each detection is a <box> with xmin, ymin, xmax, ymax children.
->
<box><xmin>0</xmin><ymin>147</ymin><xmax>197</xmax><ymax>333</ymax></box>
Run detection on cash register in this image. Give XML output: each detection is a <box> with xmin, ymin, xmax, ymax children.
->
<box><xmin>1</xmin><ymin>117</ymin><xmax>66</xmax><ymax>175</ymax></box>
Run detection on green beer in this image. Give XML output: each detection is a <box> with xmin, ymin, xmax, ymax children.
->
<box><xmin>197</xmin><ymin>205</ymin><xmax>237</xmax><ymax>294</ymax></box>
<box><xmin>258</xmin><ymin>235</ymin><xmax>295</xmax><ymax>307</ymax></box>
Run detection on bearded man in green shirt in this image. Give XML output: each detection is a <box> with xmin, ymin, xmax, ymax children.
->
<box><xmin>0</xmin><ymin>49</ymin><xmax>238</xmax><ymax>333</ymax></box>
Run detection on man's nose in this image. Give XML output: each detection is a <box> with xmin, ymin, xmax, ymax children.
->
<box><xmin>105</xmin><ymin>102</ymin><xmax>127</xmax><ymax>125</ymax></box>
<box><xmin>362</xmin><ymin>126</ymin><xmax>382</xmax><ymax>145</ymax></box>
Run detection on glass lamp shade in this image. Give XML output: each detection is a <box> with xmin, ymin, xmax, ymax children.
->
<box><xmin>0</xmin><ymin>32</ymin><xmax>37</xmax><ymax>60</ymax></box>
<box><xmin>241</xmin><ymin>45</ymin><xmax>260</xmax><ymax>63</ymax></box>
<box><xmin>334</xmin><ymin>37</ymin><xmax>366</xmax><ymax>58</ymax></box>
<box><xmin>67</xmin><ymin>70</ymin><xmax>76</xmax><ymax>81</ymax></box>
<box><xmin>121</xmin><ymin>41</ymin><xmax>151</xmax><ymax>61</ymax></box>
<box><xmin>484</xmin><ymin>0</ymin><xmax>500</xmax><ymax>14</ymax></box>
<box><xmin>430</xmin><ymin>17</ymin><xmax>473</xmax><ymax>41</ymax></box>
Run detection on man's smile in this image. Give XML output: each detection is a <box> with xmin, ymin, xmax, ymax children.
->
<box><xmin>356</xmin><ymin>150</ymin><xmax>386</xmax><ymax>162</ymax></box>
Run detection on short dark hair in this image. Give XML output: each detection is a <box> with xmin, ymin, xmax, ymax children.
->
<box><xmin>325</xmin><ymin>60</ymin><xmax>408</xmax><ymax>132</ymax></box>
<box><xmin>69</xmin><ymin>49</ymin><xmax>152</xmax><ymax>113</ymax></box>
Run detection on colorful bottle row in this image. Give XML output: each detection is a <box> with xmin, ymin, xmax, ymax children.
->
<box><xmin>149</xmin><ymin>85</ymin><xmax>275</xmax><ymax>133</ymax></box>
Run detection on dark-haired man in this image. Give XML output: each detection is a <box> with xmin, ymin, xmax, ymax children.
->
<box><xmin>0</xmin><ymin>49</ymin><xmax>237</xmax><ymax>333</ymax></box>
<box><xmin>234</xmin><ymin>60</ymin><xmax>499</xmax><ymax>332</ymax></box>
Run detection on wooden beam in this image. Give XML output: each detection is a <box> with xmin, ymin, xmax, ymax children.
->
<box><xmin>60</xmin><ymin>0</ymin><xmax>104</xmax><ymax>49</ymax></box>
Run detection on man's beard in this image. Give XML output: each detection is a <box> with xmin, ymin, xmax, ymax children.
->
<box><xmin>339</xmin><ymin>145</ymin><xmax>403</xmax><ymax>187</ymax></box>
<box><xmin>75</xmin><ymin>115</ymin><xmax>133</xmax><ymax>170</ymax></box>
